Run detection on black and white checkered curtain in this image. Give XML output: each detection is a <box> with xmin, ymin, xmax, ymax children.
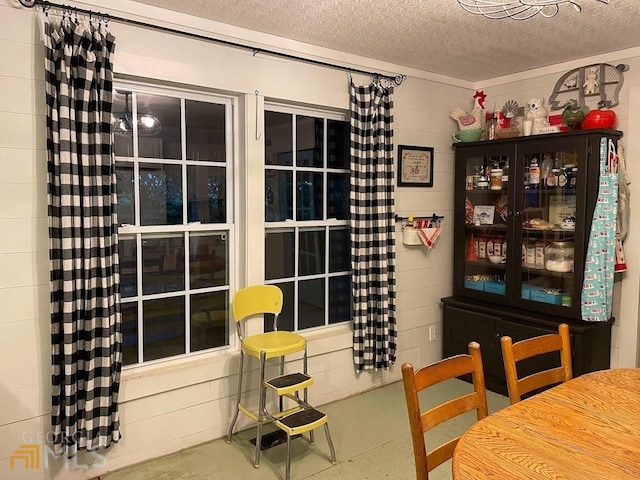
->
<box><xmin>349</xmin><ymin>81</ymin><xmax>397</xmax><ymax>372</ymax></box>
<box><xmin>45</xmin><ymin>18</ymin><xmax>122</xmax><ymax>457</ymax></box>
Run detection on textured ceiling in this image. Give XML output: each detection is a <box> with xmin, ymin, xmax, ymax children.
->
<box><xmin>129</xmin><ymin>0</ymin><xmax>640</xmax><ymax>82</ymax></box>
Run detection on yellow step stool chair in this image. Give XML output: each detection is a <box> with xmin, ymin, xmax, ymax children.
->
<box><xmin>226</xmin><ymin>285</ymin><xmax>336</xmax><ymax>478</ymax></box>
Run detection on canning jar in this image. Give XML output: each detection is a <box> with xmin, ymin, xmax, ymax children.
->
<box><xmin>490</xmin><ymin>168</ymin><xmax>503</xmax><ymax>190</ymax></box>
<box><xmin>545</xmin><ymin>241</ymin><xmax>574</xmax><ymax>273</ymax></box>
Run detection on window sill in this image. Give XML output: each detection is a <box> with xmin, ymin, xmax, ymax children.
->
<box><xmin>119</xmin><ymin>323</ymin><xmax>352</xmax><ymax>403</ymax></box>
<box><xmin>119</xmin><ymin>348</ymin><xmax>235</xmax><ymax>403</ymax></box>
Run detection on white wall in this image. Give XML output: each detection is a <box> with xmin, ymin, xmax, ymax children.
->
<box><xmin>0</xmin><ymin>0</ymin><xmax>470</xmax><ymax>478</ymax></box>
<box><xmin>1</xmin><ymin>0</ymin><xmax>638</xmax><ymax>478</ymax></box>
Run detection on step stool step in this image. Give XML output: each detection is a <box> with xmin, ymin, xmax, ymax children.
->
<box><xmin>275</xmin><ymin>408</ymin><xmax>328</xmax><ymax>436</ymax></box>
<box><xmin>265</xmin><ymin>372</ymin><xmax>313</xmax><ymax>395</ymax></box>
<box><xmin>250</xmin><ymin>429</ymin><xmax>302</xmax><ymax>450</ymax></box>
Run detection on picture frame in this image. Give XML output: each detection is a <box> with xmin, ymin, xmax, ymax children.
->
<box><xmin>397</xmin><ymin>145</ymin><xmax>434</xmax><ymax>187</ymax></box>
<box><xmin>473</xmin><ymin>205</ymin><xmax>495</xmax><ymax>225</ymax></box>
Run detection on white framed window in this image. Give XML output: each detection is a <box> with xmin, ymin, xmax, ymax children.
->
<box><xmin>264</xmin><ymin>104</ymin><xmax>351</xmax><ymax>332</ymax></box>
<box><xmin>114</xmin><ymin>82</ymin><xmax>236</xmax><ymax>367</ymax></box>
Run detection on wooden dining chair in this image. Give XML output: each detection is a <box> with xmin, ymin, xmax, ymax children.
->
<box><xmin>500</xmin><ymin>323</ymin><xmax>572</xmax><ymax>405</ymax></box>
<box><xmin>401</xmin><ymin>342</ymin><xmax>488</xmax><ymax>480</ymax></box>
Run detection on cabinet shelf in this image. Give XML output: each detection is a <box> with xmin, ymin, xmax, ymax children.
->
<box><xmin>466</xmin><ymin>188</ymin><xmax>507</xmax><ymax>194</ymax></box>
<box><xmin>521</xmin><ymin>266</ymin><xmax>573</xmax><ymax>278</ymax></box>
<box><xmin>466</xmin><ymin>224</ymin><xmax>507</xmax><ymax>232</ymax></box>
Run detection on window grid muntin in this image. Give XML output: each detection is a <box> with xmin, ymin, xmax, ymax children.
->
<box><xmin>116</xmin><ymin>82</ymin><xmax>235</xmax><ymax>368</ymax></box>
<box><xmin>264</xmin><ymin>105</ymin><xmax>349</xmax><ymax>331</ymax></box>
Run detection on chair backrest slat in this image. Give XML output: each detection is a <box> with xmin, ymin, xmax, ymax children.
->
<box><xmin>501</xmin><ymin>323</ymin><xmax>572</xmax><ymax>405</ymax></box>
<box><xmin>402</xmin><ymin>341</ymin><xmax>488</xmax><ymax>479</ymax></box>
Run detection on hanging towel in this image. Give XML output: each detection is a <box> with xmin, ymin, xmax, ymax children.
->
<box><xmin>581</xmin><ymin>138</ymin><xmax>618</xmax><ymax>322</ymax></box>
<box><xmin>615</xmin><ymin>143</ymin><xmax>629</xmax><ymax>272</ymax></box>
<box><xmin>417</xmin><ymin>227</ymin><xmax>442</xmax><ymax>248</ymax></box>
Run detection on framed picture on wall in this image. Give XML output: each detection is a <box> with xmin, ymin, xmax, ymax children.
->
<box><xmin>397</xmin><ymin>145</ymin><xmax>434</xmax><ymax>187</ymax></box>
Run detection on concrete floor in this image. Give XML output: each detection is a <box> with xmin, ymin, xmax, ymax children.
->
<box><xmin>104</xmin><ymin>379</ymin><xmax>509</xmax><ymax>480</ymax></box>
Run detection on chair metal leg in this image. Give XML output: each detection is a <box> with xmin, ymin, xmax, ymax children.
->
<box><xmin>302</xmin><ymin>345</ymin><xmax>315</xmax><ymax>444</ymax></box>
<box><xmin>226</xmin><ymin>350</ymin><xmax>245</xmax><ymax>443</ymax></box>
<box><xmin>254</xmin><ymin>350</ymin><xmax>267</xmax><ymax>468</ymax></box>
<box><xmin>279</xmin><ymin>356</ymin><xmax>285</xmax><ymax>413</ymax></box>
<box><xmin>324</xmin><ymin>423</ymin><xmax>337</xmax><ymax>464</ymax></box>
<box><xmin>286</xmin><ymin>431</ymin><xmax>292</xmax><ymax>480</ymax></box>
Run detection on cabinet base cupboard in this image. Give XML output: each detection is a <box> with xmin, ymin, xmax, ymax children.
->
<box><xmin>443</xmin><ymin>129</ymin><xmax>621</xmax><ymax>393</ymax></box>
<box><xmin>442</xmin><ymin>296</ymin><xmax>612</xmax><ymax>395</ymax></box>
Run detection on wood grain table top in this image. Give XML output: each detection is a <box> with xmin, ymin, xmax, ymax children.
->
<box><xmin>452</xmin><ymin>368</ymin><xmax>640</xmax><ymax>479</ymax></box>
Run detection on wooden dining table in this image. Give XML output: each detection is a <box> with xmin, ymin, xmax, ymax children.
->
<box><xmin>452</xmin><ymin>368</ymin><xmax>640</xmax><ymax>479</ymax></box>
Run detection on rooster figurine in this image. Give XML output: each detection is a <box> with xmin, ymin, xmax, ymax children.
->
<box><xmin>450</xmin><ymin>106</ymin><xmax>483</xmax><ymax>131</ymax></box>
<box><xmin>561</xmin><ymin>100</ymin><xmax>589</xmax><ymax>130</ymax></box>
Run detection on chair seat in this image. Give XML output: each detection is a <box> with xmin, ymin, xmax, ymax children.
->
<box><xmin>242</xmin><ymin>331</ymin><xmax>306</xmax><ymax>359</ymax></box>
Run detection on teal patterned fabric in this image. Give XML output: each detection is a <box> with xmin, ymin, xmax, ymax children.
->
<box><xmin>581</xmin><ymin>138</ymin><xmax>618</xmax><ymax>322</ymax></box>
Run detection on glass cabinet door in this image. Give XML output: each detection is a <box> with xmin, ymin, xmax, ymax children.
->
<box><xmin>461</xmin><ymin>149</ymin><xmax>511</xmax><ymax>300</ymax></box>
<box><xmin>516</xmin><ymin>142</ymin><xmax>583</xmax><ymax>312</ymax></box>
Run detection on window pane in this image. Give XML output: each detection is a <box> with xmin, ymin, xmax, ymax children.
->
<box><xmin>298</xmin><ymin>278</ymin><xmax>325</xmax><ymax>329</ymax></box>
<box><xmin>137</xmin><ymin>93</ymin><xmax>181</xmax><ymax>160</ymax></box>
<box><xmin>187</xmin><ymin>165</ymin><xmax>226</xmax><ymax>223</ymax></box>
<box><xmin>139</xmin><ymin>163</ymin><xmax>183</xmax><ymax>225</ymax></box>
<box><xmin>266</xmin><ymin>170</ymin><xmax>293</xmax><ymax>221</ymax></box>
<box><xmin>329</xmin><ymin>275</ymin><xmax>351</xmax><ymax>324</ymax></box>
<box><xmin>190</xmin><ymin>233</ymin><xmax>227</xmax><ymax>289</ymax></box>
<box><xmin>186</xmin><ymin>100</ymin><xmax>225</xmax><ymax>162</ymax></box>
<box><xmin>119</xmin><ymin>237</ymin><xmax>137</xmax><ymax>297</ymax></box>
<box><xmin>328</xmin><ymin>172</ymin><xmax>349</xmax><ymax>220</ymax></box>
<box><xmin>142</xmin><ymin>235</ymin><xmax>185</xmax><ymax>295</ymax></box>
<box><xmin>265</xmin><ymin>111</ymin><xmax>292</xmax><ymax>166</ymax></box>
<box><xmin>113</xmin><ymin>90</ymin><xmax>133</xmax><ymax>157</ymax></box>
<box><xmin>297</xmin><ymin>171</ymin><xmax>323</xmax><ymax>220</ymax></box>
<box><xmin>143</xmin><ymin>297</ymin><xmax>185</xmax><ymax>361</ymax></box>
<box><xmin>121</xmin><ymin>302</ymin><xmax>138</xmax><ymax>366</ymax></box>
<box><xmin>299</xmin><ymin>229</ymin><xmax>325</xmax><ymax>276</ymax></box>
<box><xmin>327</xmin><ymin>119</ymin><xmax>349</xmax><ymax>169</ymax></box>
<box><xmin>265</xmin><ymin>231</ymin><xmax>295</xmax><ymax>280</ymax></box>
<box><xmin>265</xmin><ymin>282</ymin><xmax>294</xmax><ymax>332</ymax></box>
<box><xmin>297</xmin><ymin>116</ymin><xmax>323</xmax><ymax>168</ymax></box>
<box><xmin>116</xmin><ymin>162</ymin><xmax>135</xmax><ymax>225</ymax></box>
<box><xmin>191</xmin><ymin>291</ymin><xmax>228</xmax><ymax>352</ymax></box>
<box><xmin>329</xmin><ymin>227</ymin><xmax>350</xmax><ymax>273</ymax></box>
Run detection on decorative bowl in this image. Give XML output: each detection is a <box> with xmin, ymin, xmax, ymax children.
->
<box><xmin>454</xmin><ymin>128</ymin><xmax>483</xmax><ymax>143</ymax></box>
<box><xmin>488</xmin><ymin>255</ymin><xmax>505</xmax><ymax>264</ymax></box>
<box><xmin>582</xmin><ymin>109</ymin><xmax>617</xmax><ymax>129</ymax></box>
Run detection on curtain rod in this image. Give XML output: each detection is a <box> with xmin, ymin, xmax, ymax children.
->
<box><xmin>19</xmin><ymin>0</ymin><xmax>407</xmax><ymax>86</ymax></box>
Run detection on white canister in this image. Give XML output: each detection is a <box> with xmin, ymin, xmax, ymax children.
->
<box><xmin>402</xmin><ymin>227</ymin><xmax>422</xmax><ymax>246</ymax></box>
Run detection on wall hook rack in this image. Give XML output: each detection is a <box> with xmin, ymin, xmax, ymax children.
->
<box><xmin>395</xmin><ymin>213</ymin><xmax>444</xmax><ymax>225</ymax></box>
<box><xmin>395</xmin><ymin>213</ymin><xmax>445</xmax><ymax>246</ymax></box>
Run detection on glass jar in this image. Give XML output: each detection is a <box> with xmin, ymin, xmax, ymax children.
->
<box><xmin>529</xmin><ymin>158</ymin><xmax>540</xmax><ymax>186</ymax></box>
<box><xmin>545</xmin><ymin>241</ymin><xmax>574</xmax><ymax>273</ymax></box>
<box><xmin>486</xmin><ymin>113</ymin><xmax>498</xmax><ymax>140</ymax></box>
<box><xmin>490</xmin><ymin>168</ymin><xmax>503</xmax><ymax>190</ymax></box>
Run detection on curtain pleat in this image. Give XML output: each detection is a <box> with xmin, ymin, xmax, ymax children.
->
<box><xmin>45</xmin><ymin>17</ymin><xmax>122</xmax><ymax>457</ymax></box>
<box><xmin>349</xmin><ymin>81</ymin><xmax>397</xmax><ymax>371</ymax></box>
